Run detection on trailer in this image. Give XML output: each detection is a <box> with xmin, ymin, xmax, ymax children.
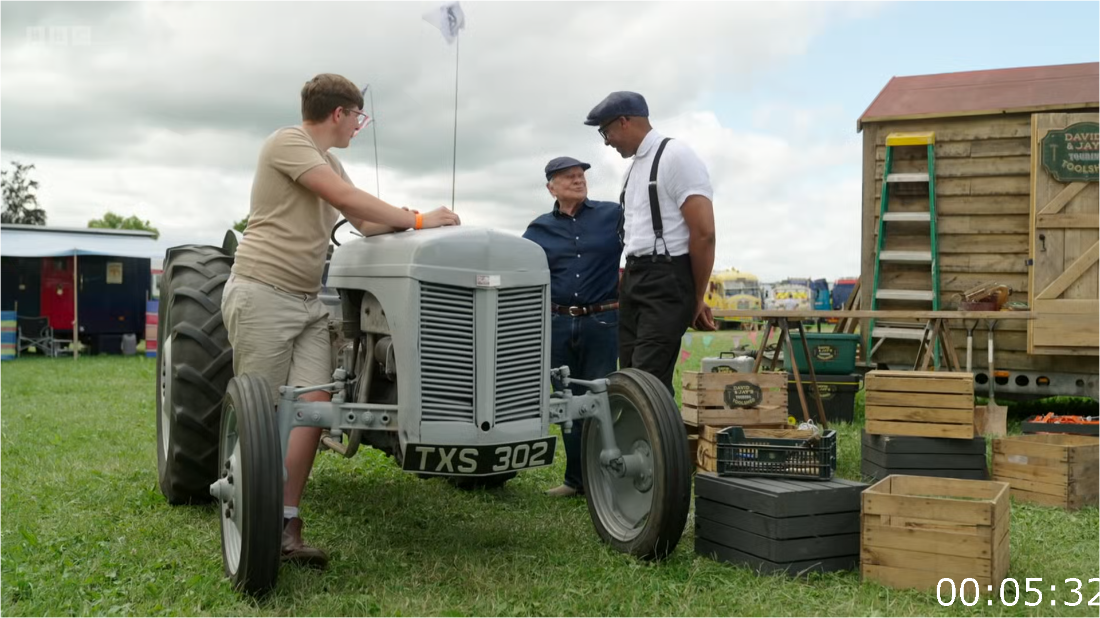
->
<box><xmin>857</xmin><ymin>62</ymin><xmax>1098</xmax><ymax>400</ymax></box>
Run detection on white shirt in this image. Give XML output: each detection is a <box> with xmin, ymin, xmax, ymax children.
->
<box><xmin>620</xmin><ymin>130</ymin><xmax>713</xmax><ymax>257</ymax></box>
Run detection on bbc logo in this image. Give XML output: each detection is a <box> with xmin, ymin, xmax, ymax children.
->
<box><xmin>26</xmin><ymin>26</ymin><xmax>91</xmax><ymax>47</ymax></box>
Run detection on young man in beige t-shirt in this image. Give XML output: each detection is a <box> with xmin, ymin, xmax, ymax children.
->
<box><xmin>226</xmin><ymin>73</ymin><xmax>460</xmax><ymax>567</ymax></box>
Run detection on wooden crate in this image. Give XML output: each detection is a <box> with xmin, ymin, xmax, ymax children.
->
<box><xmin>681</xmin><ymin>371</ymin><xmax>789</xmax><ymax>426</ymax></box>
<box><xmin>864</xmin><ymin>370</ymin><xmax>975</xmax><ymax>439</ymax></box>
<box><xmin>861</xmin><ymin>475</ymin><xmax>1010</xmax><ymax>590</ymax></box>
<box><xmin>696</xmin><ymin>472</ymin><xmax>865</xmax><ymax>575</ymax></box>
<box><xmin>992</xmin><ymin>434</ymin><xmax>1099</xmax><ymax>509</ymax></box>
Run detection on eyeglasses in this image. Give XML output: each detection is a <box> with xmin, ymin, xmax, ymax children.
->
<box><xmin>598</xmin><ymin>116</ymin><xmax>623</xmax><ymax>140</ymax></box>
<box><xmin>345</xmin><ymin>108</ymin><xmax>371</xmax><ymax>132</ymax></box>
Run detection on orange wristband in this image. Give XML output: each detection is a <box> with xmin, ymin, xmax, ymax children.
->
<box><xmin>415</xmin><ymin>213</ymin><xmax>424</xmax><ymax>230</ymax></box>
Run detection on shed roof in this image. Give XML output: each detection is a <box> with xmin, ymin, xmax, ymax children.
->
<box><xmin>1</xmin><ymin>224</ymin><xmax>161</xmax><ymax>259</ymax></box>
<box><xmin>858</xmin><ymin>62</ymin><xmax>1099</xmax><ymax>131</ymax></box>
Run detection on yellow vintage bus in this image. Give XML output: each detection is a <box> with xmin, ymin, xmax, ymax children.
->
<box><xmin>704</xmin><ymin>268</ymin><xmax>762</xmax><ymax>329</ymax></box>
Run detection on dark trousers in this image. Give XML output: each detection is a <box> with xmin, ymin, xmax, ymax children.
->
<box><xmin>619</xmin><ymin>255</ymin><xmax>696</xmax><ymax>395</ymax></box>
<box><xmin>550</xmin><ymin>309</ymin><xmax>619</xmax><ymax>490</ymax></box>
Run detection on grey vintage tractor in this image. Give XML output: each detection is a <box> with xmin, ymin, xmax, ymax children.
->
<box><xmin>156</xmin><ymin>226</ymin><xmax>691</xmax><ymax>595</ymax></box>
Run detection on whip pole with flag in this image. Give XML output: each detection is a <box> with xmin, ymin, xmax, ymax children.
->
<box><xmin>423</xmin><ymin>1</ymin><xmax>466</xmax><ymax>211</ymax></box>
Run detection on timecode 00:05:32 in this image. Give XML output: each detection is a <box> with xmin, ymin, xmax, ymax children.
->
<box><xmin>938</xmin><ymin>578</ymin><xmax>1099</xmax><ymax>607</ymax></box>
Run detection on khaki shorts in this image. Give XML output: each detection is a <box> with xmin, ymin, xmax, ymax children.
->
<box><xmin>222</xmin><ymin>274</ymin><xmax>333</xmax><ymax>402</ymax></box>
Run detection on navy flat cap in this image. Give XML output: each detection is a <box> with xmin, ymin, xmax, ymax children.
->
<box><xmin>544</xmin><ymin>156</ymin><xmax>591</xmax><ymax>180</ymax></box>
<box><xmin>584</xmin><ymin>91</ymin><xmax>649</xmax><ymax>126</ymax></box>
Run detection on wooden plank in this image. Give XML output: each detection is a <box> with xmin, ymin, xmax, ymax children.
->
<box><xmin>937</xmin><ymin>252</ymin><xmax>1029</xmax><ymax>271</ymax></box>
<box><xmin>877</xmin><ymin>155</ymin><xmax>1031</xmax><ymax>179</ymax></box>
<box><xmin>871</xmin><ymin>116</ymin><xmax>1032</xmax><ymax>144</ymax></box>
<box><xmin>866</xmin><ymin>420</ymin><xmax>976</xmax><ymax>440</ymax></box>
<box><xmin>993</xmin><ymin>460</ymin><xmax>1071</xmax><ymax>487</ymax></box>
<box><xmin>1000</xmin><ymin>476</ymin><xmax>1067</xmax><ymax>498</ymax></box>
<box><xmin>875</xmin><ymin>215</ymin><xmax>1029</xmax><ymax>235</ymax></box>
<box><xmin>680</xmin><ymin>405</ymin><xmax>698</xmax><ymax>426</ymax></box>
<box><xmin>865</xmin><ymin>391</ymin><xmax>974</xmax><ymax>410</ymax></box>
<box><xmin>868</xmin><ymin>370</ymin><xmax>974</xmax><ymax>380</ymax></box>
<box><xmin>876</xmin><ymin>270</ymin><xmax>1030</xmax><ymax>294</ymax></box>
<box><xmin>874</xmin><ymin>142</ymin><xmax>972</xmax><ymax>161</ymax></box>
<box><xmin>861</xmin><ymin>563</ymin><xmax>995</xmax><ymax>591</ymax></box>
<box><xmin>861</xmin><ymin>523</ymin><xmax>992</xmax><ymax>559</ymax></box>
<box><xmin>875</xmin><ymin>195</ymin><xmax>1032</xmax><ymax>216</ymax></box>
<box><xmin>1034</xmin><ymin>299</ymin><xmax>1100</xmax><ymax>314</ymax></box>
<box><xmin>864</xmin><ymin>406</ymin><xmax>975</xmax><ymax>424</ymax></box>
<box><xmin>863</xmin><ymin>493</ymin><xmax>992</xmax><ymax>525</ymax></box>
<box><xmin>682</xmin><ymin>386</ymin><xmax>787</xmax><ymax>409</ymax></box>
<box><xmin>874</xmin><ymin>176</ymin><xmax>1031</xmax><ymax>198</ymax></box>
<box><xmin>1033</xmin><ymin>317</ymin><xmax>1099</xmax><ymax>347</ymax></box>
<box><xmin>1050</xmin><ymin>233</ymin><xmax>1098</xmax><ymax>294</ymax></box>
<box><xmin>861</xmin><ymin>545</ymin><xmax>991</xmax><ymax>577</ymax></box>
<box><xmin>881</xmin><ymin>234</ymin><xmax>1029</xmax><ymax>254</ymax></box>
<box><xmin>865</xmin><ymin>375</ymin><xmax>974</xmax><ymax>394</ymax></box>
<box><xmin>1010</xmin><ymin>487</ymin><xmax>1071</xmax><ymax>508</ymax></box>
<box><xmin>689</xmin><ymin>406</ymin><xmax>790</xmax><ymax>427</ymax></box>
<box><xmin>891</xmin><ymin>475</ymin><xmax>1003</xmax><ymax>501</ymax></box>
<box><xmin>1037</xmin><ymin>213</ymin><xmax>1100</xmax><ymax>229</ymax></box>
<box><xmin>992</xmin><ymin>437</ymin><xmax>1071</xmax><ymax>461</ymax></box>
<box><xmin>682</xmin><ymin>371</ymin><xmax>787</xmax><ymax>392</ymax></box>
<box><xmin>969</xmin><ymin>138</ymin><xmax>1031</xmax><ymax>158</ymax></box>
<box><xmin>1036</xmin><ymin>181</ymin><xmax>1088</xmax><ymax>216</ymax></box>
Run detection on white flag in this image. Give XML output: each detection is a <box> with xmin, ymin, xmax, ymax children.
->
<box><xmin>423</xmin><ymin>2</ymin><xmax>465</xmax><ymax>44</ymax></box>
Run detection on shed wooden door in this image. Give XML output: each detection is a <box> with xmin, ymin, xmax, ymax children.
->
<box><xmin>1028</xmin><ymin>112</ymin><xmax>1099</xmax><ymax>355</ymax></box>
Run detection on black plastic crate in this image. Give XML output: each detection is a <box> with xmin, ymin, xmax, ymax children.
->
<box><xmin>786</xmin><ymin>373</ymin><xmax>860</xmax><ymax>424</ymax></box>
<box><xmin>716</xmin><ymin>426</ymin><xmax>837</xmax><ymax>481</ymax></box>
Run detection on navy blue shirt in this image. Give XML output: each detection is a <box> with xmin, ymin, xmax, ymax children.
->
<box><xmin>523</xmin><ymin>199</ymin><xmax>623</xmax><ymax>307</ymax></box>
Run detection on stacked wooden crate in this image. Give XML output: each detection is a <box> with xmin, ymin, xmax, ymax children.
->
<box><xmin>864</xmin><ymin>371</ymin><xmax>976</xmax><ymax>439</ymax></box>
<box><xmin>992</xmin><ymin>434</ymin><xmax>1099</xmax><ymax>509</ymax></box>
<box><xmin>681</xmin><ymin>372</ymin><xmax>788</xmax><ymax>472</ymax></box>
<box><xmin>863</xmin><ymin>370</ymin><xmax>984</xmax><ymax>480</ymax></box>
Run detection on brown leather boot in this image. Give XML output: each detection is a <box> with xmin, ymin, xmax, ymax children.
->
<box><xmin>281</xmin><ymin>517</ymin><xmax>328</xmax><ymax>569</ymax></box>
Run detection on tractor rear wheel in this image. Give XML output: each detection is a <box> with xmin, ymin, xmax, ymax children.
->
<box><xmin>156</xmin><ymin>245</ymin><xmax>235</xmax><ymax>504</ymax></box>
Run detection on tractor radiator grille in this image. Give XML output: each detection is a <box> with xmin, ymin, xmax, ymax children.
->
<box><xmin>419</xmin><ymin>283</ymin><xmax>475</xmax><ymax>423</ymax></box>
<box><xmin>494</xmin><ymin>287</ymin><xmax>544</xmax><ymax>424</ymax></box>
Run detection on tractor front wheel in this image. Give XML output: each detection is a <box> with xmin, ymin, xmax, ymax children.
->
<box><xmin>581</xmin><ymin>368</ymin><xmax>691</xmax><ymax>560</ymax></box>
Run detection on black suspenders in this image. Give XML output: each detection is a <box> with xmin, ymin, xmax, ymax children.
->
<box><xmin>619</xmin><ymin>137</ymin><xmax>674</xmax><ymax>262</ymax></box>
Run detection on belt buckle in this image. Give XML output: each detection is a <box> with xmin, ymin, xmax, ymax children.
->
<box><xmin>568</xmin><ymin>305</ymin><xmax>584</xmax><ymax>317</ymax></box>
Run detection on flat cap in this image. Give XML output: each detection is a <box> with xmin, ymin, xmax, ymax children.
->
<box><xmin>584</xmin><ymin>91</ymin><xmax>649</xmax><ymax>126</ymax></box>
<box><xmin>544</xmin><ymin>156</ymin><xmax>590</xmax><ymax>180</ymax></box>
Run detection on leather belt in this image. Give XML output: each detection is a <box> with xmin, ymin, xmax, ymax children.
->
<box><xmin>551</xmin><ymin>301</ymin><xmax>619</xmax><ymax>317</ymax></box>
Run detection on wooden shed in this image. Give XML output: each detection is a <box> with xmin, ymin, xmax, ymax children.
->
<box><xmin>857</xmin><ymin>62</ymin><xmax>1098</xmax><ymax>399</ymax></box>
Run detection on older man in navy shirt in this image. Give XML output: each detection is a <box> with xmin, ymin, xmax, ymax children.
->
<box><xmin>523</xmin><ymin>156</ymin><xmax>623</xmax><ymax>498</ymax></box>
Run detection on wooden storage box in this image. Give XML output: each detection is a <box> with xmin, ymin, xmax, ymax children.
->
<box><xmin>696</xmin><ymin>472</ymin><xmax>865</xmax><ymax>575</ymax></box>
<box><xmin>861</xmin><ymin>475</ymin><xmax>1010</xmax><ymax>590</ymax></box>
<box><xmin>681</xmin><ymin>371</ymin><xmax>789</xmax><ymax>427</ymax></box>
<box><xmin>865</xmin><ymin>370</ymin><xmax>975</xmax><ymax>439</ymax></box>
<box><xmin>697</xmin><ymin>426</ymin><xmax>806</xmax><ymax>473</ymax></box>
<box><xmin>861</xmin><ymin>430</ymin><xmax>987</xmax><ymax>482</ymax></box>
<box><xmin>992</xmin><ymin>434</ymin><xmax>1099</xmax><ymax>509</ymax></box>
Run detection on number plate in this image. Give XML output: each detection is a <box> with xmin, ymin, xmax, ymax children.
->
<box><xmin>402</xmin><ymin>437</ymin><xmax>557</xmax><ymax>476</ymax></box>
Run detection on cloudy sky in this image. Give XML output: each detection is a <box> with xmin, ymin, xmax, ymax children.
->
<box><xmin>2</xmin><ymin>1</ymin><xmax>1097</xmax><ymax>281</ymax></box>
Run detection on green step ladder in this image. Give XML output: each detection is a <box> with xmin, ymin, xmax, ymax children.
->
<box><xmin>869</xmin><ymin>131</ymin><xmax>942</xmax><ymax>365</ymax></box>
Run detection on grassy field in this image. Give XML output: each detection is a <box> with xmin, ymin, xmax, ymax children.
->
<box><xmin>2</xmin><ymin>345</ymin><xmax>1098</xmax><ymax>616</ymax></box>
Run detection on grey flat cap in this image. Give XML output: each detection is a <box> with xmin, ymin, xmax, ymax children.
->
<box><xmin>584</xmin><ymin>91</ymin><xmax>649</xmax><ymax>126</ymax></box>
<box><xmin>544</xmin><ymin>156</ymin><xmax>591</xmax><ymax>180</ymax></box>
